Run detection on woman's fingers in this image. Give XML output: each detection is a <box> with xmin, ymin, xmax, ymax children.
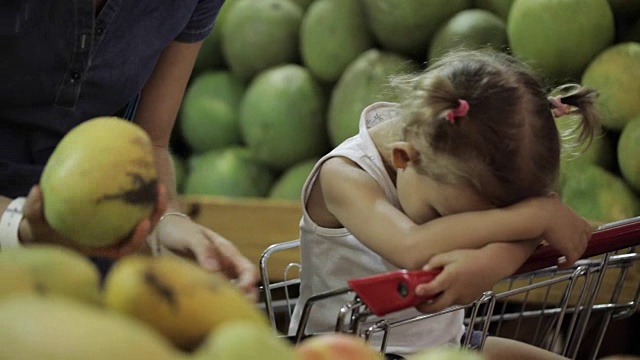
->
<box><xmin>22</xmin><ymin>186</ymin><xmax>46</xmax><ymax>225</ymax></box>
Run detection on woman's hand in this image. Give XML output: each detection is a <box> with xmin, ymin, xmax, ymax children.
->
<box><xmin>151</xmin><ymin>214</ymin><xmax>259</xmax><ymax>302</ymax></box>
<box><xmin>20</xmin><ymin>184</ymin><xmax>167</xmax><ymax>258</ymax></box>
<box><xmin>414</xmin><ymin>240</ymin><xmax>539</xmax><ymax>313</ymax></box>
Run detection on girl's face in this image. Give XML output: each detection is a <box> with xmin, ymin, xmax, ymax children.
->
<box><xmin>395</xmin><ymin>161</ymin><xmax>494</xmax><ymax>224</ymax></box>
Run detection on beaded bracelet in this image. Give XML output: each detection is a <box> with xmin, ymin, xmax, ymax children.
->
<box><xmin>147</xmin><ymin>211</ymin><xmax>189</xmax><ymax>255</ymax></box>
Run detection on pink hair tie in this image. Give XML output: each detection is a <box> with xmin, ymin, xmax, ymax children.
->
<box><xmin>446</xmin><ymin>99</ymin><xmax>470</xmax><ymax>124</ymax></box>
<box><xmin>548</xmin><ymin>96</ymin><xmax>571</xmax><ymax>117</ymax></box>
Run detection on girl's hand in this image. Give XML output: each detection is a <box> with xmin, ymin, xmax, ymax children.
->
<box><xmin>151</xmin><ymin>215</ymin><xmax>259</xmax><ymax>302</ymax></box>
<box><xmin>20</xmin><ymin>184</ymin><xmax>167</xmax><ymax>258</ymax></box>
<box><xmin>414</xmin><ymin>240</ymin><xmax>539</xmax><ymax>313</ymax></box>
<box><xmin>413</xmin><ymin>248</ymin><xmax>503</xmax><ymax>313</ymax></box>
<box><xmin>539</xmin><ymin>193</ymin><xmax>593</xmax><ymax>269</ymax></box>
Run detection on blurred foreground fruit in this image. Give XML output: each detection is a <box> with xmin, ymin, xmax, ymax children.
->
<box><xmin>582</xmin><ymin>42</ymin><xmax>640</xmax><ymax>130</ymax></box>
<box><xmin>0</xmin><ymin>295</ymin><xmax>182</xmax><ymax>360</ymax></box>
<box><xmin>40</xmin><ymin>117</ymin><xmax>157</xmax><ymax>247</ymax></box>
<box><xmin>508</xmin><ymin>0</ymin><xmax>614</xmax><ymax>81</ymax></box>
<box><xmin>194</xmin><ymin>320</ymin><xmax>298</xmax><ymax>360</ymax></box>
<box><xmin>407</xmin><ymin>346</ymin><xmax>486</xmax><ymax>360</ymax></box>
<box><xmin>0</xmin><ymin>245</ymin><xmax>101</xmax><ymax>304</ymax></box>
<box><xmin>102</xmin><ymin>255</ymin><xmax>269</xmax><ymax>351</ymax></box>
<box><xmin>295</xmin><ymin>333</ymin><xmax>382</xmax><ymax>360</ymax></box>
<box><xmin>0</xmin><ymin>263</ymin><xmax>36</xmax><ymax>300</ymax></box>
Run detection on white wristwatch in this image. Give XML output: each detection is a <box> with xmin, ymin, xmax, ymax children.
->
<box><xmin>0</xmin><ymin>197</ymin><xmax>26</xmax><ymax>250</ymax></box>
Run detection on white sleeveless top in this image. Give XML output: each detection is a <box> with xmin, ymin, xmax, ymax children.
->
<box><xmin>288</xmin><ymin>102</ymin><xmax>464</xmax><ymax>354</ymax></box>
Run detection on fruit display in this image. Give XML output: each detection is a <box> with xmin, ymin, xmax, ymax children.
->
<box><xmin>2</xmin><ymin>245</ymin><xmax>491</xmax><ymax>359</ymax></box>
<box><xmin>175</xmin><ymin>0</ymin><xmax>640</xmax><ymax>224</ymax></box>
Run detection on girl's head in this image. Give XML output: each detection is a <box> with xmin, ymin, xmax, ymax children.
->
<box><xmin>390</xmin><ymin>50</ymin><xmax>599</xmax><ymax>207</ymax></box>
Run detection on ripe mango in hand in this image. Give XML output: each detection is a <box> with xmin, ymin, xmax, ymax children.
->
<box><xmin>41</xmin><ymin>117</ymin><xmax>157</xmax><ymax>248</ymax></box>
<box><xmin>103</xmin><ymin>255</ymin><xmax>268</xmax><ymax>351</ymax></box>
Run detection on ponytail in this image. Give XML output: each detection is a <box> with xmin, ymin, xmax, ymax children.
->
<box><xmin>549</xmin><ymin>84</ymin><xmax>600</xmax><ymax>157</ymax></box>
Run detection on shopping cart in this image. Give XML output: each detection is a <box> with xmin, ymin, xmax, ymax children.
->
<box><xmin>258</xmin><ymin>216</ymin><xmax>640</xmax><ymax>359</ymax></box>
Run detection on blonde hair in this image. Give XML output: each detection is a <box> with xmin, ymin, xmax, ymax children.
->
<box><xmin>390</xmin><ymin>50</ymin><xmax>599</xmax><ymax>206</ymax></box>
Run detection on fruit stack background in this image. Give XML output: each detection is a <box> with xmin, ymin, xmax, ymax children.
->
<box><xmin>172</xmin><ymin>0</ymin><xmax>640</xmax><ymax>225</ymax></box>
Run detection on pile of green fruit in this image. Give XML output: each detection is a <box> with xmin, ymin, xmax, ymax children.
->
<box><xmin>173</xmin><ymin>0</ymin><xmax>640</xmax><ymax>224</ymax></box>
<box><xmin>0</xmin><ymin>245</ymin><xmax>487</xmax><ymax>359</ymax></box>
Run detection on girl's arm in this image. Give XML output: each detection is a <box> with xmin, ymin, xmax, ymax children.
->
<box><xmin>319</xmin><ymin>157</ymin><xmax>591</xmax><ymax>270</ymax></box>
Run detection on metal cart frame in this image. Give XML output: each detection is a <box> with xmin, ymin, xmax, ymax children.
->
<box><xmin>259</xmin><ymin>216</ymin><xmax>640</xmax><ymax>359</ymax></box>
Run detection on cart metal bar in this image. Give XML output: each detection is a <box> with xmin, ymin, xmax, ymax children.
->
<box><xmin>294</xmin><ymin>286</ymin><xmax>352</xmax><ymax>342</ymax></box>
<box><xmin>259</xmin><ymin>239</ymin><xmax>300</xmax><ymax>332</ymax></box>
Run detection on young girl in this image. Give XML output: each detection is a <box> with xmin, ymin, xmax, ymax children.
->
<box><xmin>288</xmin><ymin>50</ymin><xmax>598</xmax><ymax>358</ymax></box>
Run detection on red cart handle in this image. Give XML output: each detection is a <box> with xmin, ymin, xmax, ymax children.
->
<box><xmin>347</xmin><ymin>217</ymin><xmax>640</xmax><ymax>316</ymax></box>
<box><xmin>515</xmin><ymin>216</ymin><xmax>640</xmax><ymax>275</ymax></box>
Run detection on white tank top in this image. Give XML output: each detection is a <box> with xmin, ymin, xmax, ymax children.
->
<box><xmin>288</xmin><ymin>102</ymin><xmax>464</xmax><ymax>354</ymax></box>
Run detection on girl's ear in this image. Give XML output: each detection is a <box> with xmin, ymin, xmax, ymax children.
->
<box><xmin>391</xmin><ymin>142</ymin><xmax>419</xmax><ymax>169</ymax></box>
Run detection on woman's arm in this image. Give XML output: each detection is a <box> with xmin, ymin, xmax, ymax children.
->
<box><xmin>320</xmin><ymin>157</ymin><xmax>591</xmax><ymax>270</ymax></box>
<box><xmin>133</xmin><ymin>40</ymin><xmax>198</xmax><ymax>211</ymax></box>
<box><xmin>130</xmin><ymin>40</ymin><xmax>258</xmax><ymax>297</ymax></box>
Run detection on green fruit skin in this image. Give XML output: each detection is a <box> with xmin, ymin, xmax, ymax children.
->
<box><xmin>328</xmin><ymin>49</ymin><xmax>419</xmax><ymax>147</ymax></box>
<box><xmin>240</xmin><ymin>64</ymin><xmax>329</xmax><ymax>170</ymax></box>
<box><xmin>192</xmin><ymin>0</ymin><xmax>240</xmax><ymax>73</ymax></box>
<box><xmin>180</xmin><ymin>71</ymin><xmax>245</xmax><ymax>153</ymax></box>
<box><xmin>300</xmin><ymin>0</ymin><xmax>373</xmax><ymax>82</ymax></box>
<box><xmin>193</xmin><ymin>320</ymin><xmax>297</xmax><ymax>360</ymax></box>
<box><xmin>361</xmin><ymin>0</ymin><xmax>472</xmax><ymax>58</ymax></box>
<box><xmin>221</xmin><ymin>0</ymin><xmax>303</xmax><ymax>80</ymax></box>
<box><xmin>40</xmin><ymin>118</ymin><xmax>156</xmax><ymax>248</ymax></box>
<box><xmin>184</xmin><ymin>148</ymin><xmax>274</xmax><ymax>198</ymax></box>
<box><xmin>474</xmin><ymin>0</ymin><xmax>515</xmax><ymax>20</ymax></box>
<box><xmin>508</xmin><ymin>0</ymin><xmax>614</xmax><ymax>81</ymax></box>
<box><xmin>289</xmin><ymin>0</ymin><xmax>315</xmax><ymax>11</ymax></box>
<box><xmin>0</xmin><ymin>295</ymin><xmax>180</xmax><ymax>360</ymax></box>
<box><xmin>561</xmin><ymin>164</ymin><xmax>640</xmax><ymax>223</ymax></box>
<box><xmin>0</xmin><ymin>245</ymin><xmax>101</xmax><ymax>304</ymax></box>
<box><xmin>556</xmin><ymin>114</ymin><xmax>615</xmax><ymax>171</ymax></box>
<box><xmin>268</xmin><ymin>158</ymin><xmax>318</xmax><ymax>201</ymax></box>
<box><xmin>582</xmin><ymin>42</ymin><xmax>640</xmax><ymax>131</ymax></box>
<box><xmin>618</xmin><ymin>116</ymin><xmax>640</xmax><ymax>193</ymax></box>
<box><xmin>428</xmin><ymin>9</ymin><xmax>508</xmax><ymax>63</ymax></box>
